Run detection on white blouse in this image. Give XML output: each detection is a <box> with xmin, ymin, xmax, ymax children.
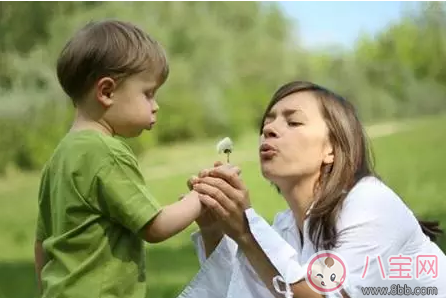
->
<box><xmin>177</xmin><ymin>177</ymin><xmax>446</xmax><ymax>298</ymax></box>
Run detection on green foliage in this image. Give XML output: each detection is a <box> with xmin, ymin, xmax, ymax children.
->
<box><xmin>1</xmin><ymin>2</ymin><xmax>446</xmax><ymax>172</ymax></box>
<box><xmin>352</xmin><ymin>2</ymin><xmax>446</xmax><ymax>119</ymax></box>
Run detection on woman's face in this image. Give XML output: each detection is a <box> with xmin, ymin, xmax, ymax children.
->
<box><xmin>259</xmin><ymin>91</ymin><xmax>334</xmax><ymax>186</ymax></box>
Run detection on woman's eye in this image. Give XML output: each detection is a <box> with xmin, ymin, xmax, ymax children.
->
<box><xmin>330</xmin><ymin>273</ymin><xmax>336</xmax><ymax>281</ymax></box>
<box><xmin>288</xmin><ymin>121</ymin><xmax>302</xmax><ymax>127</ymax></box>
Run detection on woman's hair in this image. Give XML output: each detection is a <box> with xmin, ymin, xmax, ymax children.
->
<box><xmin>259</xmin><ymin>81</ymin><xmax>443</xmax><ymax>250</ymax></box>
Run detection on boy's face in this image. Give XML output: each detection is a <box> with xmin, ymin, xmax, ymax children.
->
<box><xmin>99</xmin><ymin>71</ymin><xmax>160</xmax><ymax>138</ymax></box>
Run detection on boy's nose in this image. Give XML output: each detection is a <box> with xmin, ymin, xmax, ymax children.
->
<box><xmin>152</xmin><ymin>100</ymin><xmax>159</xmax><ymax>113</ymax></box>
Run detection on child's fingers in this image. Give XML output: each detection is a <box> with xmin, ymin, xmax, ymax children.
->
<box><xmin>214</xmin><ymin>161</ymin><xmax>224</xmax><ymax>167</ymax></box>
<box><xmin>187</xmin><ymin>175</ymin><xmax>199</xmax><ymax>190</ymax></box>
<box><xmin>198</xmin><ymin>165</ymin><xmax>221</xmax><ymax>178</ymax></box>
<box><xmin>198</xmin><ymin>169</ymin><xmax>211</xmax><ymax>178</ymax></box>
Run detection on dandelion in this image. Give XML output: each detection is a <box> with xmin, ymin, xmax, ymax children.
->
<box><xmin>216</xmin><ymin>137</ymin><xmax>233</xmax><ymax>163</ymax></box>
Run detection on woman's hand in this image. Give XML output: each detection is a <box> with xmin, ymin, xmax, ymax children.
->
<box><xmin>187</xmin><ymin>161</ymin><xmax>223</xmax><ymax>232</ymax></box>
<box><xmin>192</xmin><ymin>164</ymin><xmax>252</xmax><ymax>244</ymax></box>
<box><xmin>187</xmin><ymin>162</ymin><xmax>230</xmax><ymax>259</ymax></box>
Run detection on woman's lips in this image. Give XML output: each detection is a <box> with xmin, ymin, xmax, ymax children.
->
<box><xmin>259</xmin><ymin>143</ymin><xmax>278</xmax><ymax>159</ymax></box>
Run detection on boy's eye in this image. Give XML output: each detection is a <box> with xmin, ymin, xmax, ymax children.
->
<box><xmin>145</xmin><ymin>90</ymin><xmax>155</xmax><ymax>99</ymax></box>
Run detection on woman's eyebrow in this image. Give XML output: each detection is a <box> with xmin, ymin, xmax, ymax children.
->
<box><xmin>266</xmin><ymin>108</ymin><xmax>305</xmax><ymax>119</ymax></box>
<box><xmin>265</xmin><ymin>111</ymin><xmax>275</xmax><ymax>119</ymax></box>
<box><xmin>282</xmin><ymin>108</ymin><xmax>300</xmax><ymax>116</ymax></box>
<box><xmin>282</xmin><ymin>109</ymin><xmax>307</xmax><ymax>120</ymax></box>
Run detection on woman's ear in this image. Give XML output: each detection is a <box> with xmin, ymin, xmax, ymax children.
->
<box><xmin>323</xmin><ymin>140</ymin><xmax>334</xmax><ymax>165</ymax></box>
<box><xmin>96</xmin><ymin>77</ymin><xmax>116</xmax><ymax>108</ymax></box>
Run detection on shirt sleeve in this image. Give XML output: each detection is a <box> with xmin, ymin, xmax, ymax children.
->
<box><xmin>36</xmin><ymin>211</ymin><xmax>46</xmax><ymax>241</ymax></box>
<box><xmin>36</xmin><ymin>167</ymin><xmax>49</xmax><ymax>242</ymax></box>
<box><xmin>94</xmin><ymin>153</ymin><xmax>162</xmax><ymax>234</ymax></box>
<box><xmin>244</xmin><ymin>208</ymin><xmax>308</xmax><ymax>284</ymax></box>
<box><xmin>177</xmin><ymin>234</ymin><xmax>237</xmax><ymax>298</ymax></box>
<box><xmin>191</xmin><ymin>230</ymin><xmax>238</xmax><ymax>266</ymax></box>
<box><xmin>236</xmin><ymin>208</ymin><xmax>307</xmax><ymax>298</ymax></box>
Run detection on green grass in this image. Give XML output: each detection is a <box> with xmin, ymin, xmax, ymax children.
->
<box><xmin>0</xmin><ymin>115</ymin><xmax>445</xmax><ymax>298</ymax></box>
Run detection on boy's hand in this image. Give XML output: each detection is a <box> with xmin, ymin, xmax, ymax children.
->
<box><xmin>144</xmin><ymin>189</ymin><xmax>202</xmax><ymax>243</ymax></box>
<box><xmin>179</xmin><ymin>190</ymin><xmax>217</xmax><ymax>231</ymax></box>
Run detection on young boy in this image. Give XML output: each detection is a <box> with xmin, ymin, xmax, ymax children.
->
<box><xmin>34</xmin><ymin>20</ymin><xmax>203</xmax><ymax>298</ymax></box>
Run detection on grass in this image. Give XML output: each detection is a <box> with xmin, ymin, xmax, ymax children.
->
<box><xmin>0</xmin><ymin>114</ymin><xmax>445</xmax><ymax>298</ymax></box>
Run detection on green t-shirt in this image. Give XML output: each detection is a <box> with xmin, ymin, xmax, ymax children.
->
<box><xmin>36</xmin><ymin>130</ymin><xmax>162</xmax><ymax>298</ymax></box>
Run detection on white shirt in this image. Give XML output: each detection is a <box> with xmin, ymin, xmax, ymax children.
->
<box><xmin>177</xmin><ymin>176</ymin><xmax>446</xmax><ymax>298</ymax></box>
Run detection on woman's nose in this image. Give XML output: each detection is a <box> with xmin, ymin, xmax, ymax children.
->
<box><xmin>262</xmin><ymin>123</ymin><xmax>278</xmax><ymax>138</ymax></box>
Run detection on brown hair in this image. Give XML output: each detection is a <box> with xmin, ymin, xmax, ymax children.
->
<box><xmin>56</xmin><ymin>20</ymin><xmax>169</xmax><ymax>105</ymax></box>
<box><xmin>259</xmin><ymin>81</ymin><xmax>443</xmax><ymax>250</ymax></box>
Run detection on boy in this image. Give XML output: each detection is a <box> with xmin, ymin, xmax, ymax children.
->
<box><xmin>34</xmin><ymin>20</ymin><xmax>202</xmax><ymax>298</ymax></box>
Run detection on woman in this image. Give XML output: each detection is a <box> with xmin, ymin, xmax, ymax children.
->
<box><xmin>178</xmin><ymin>81</ymin><xmax>446</xmax><ymax>298</ymax></box>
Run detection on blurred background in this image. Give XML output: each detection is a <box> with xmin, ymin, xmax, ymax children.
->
<box><xmin>0</xmin><ymin>1</ymin><xmax>445</xmax><ymax>297</ymax></box>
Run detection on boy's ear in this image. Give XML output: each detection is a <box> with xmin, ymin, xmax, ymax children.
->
<box><xmin>96</xmin><ymin>77</ymin><xmax>116</xmax><ymax>108</ymax></box>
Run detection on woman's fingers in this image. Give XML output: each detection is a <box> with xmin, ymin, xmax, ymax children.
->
<box><xmin>209</xmin><ymin>166</ymin><xmax>245</xmax><ymax>190</ymax></box>
<box><xmin>198</xmin><ymin>194</ymin><xmax>251</xmax><ymax>244</ymax></box>
<box><xmin>198</xmin><ymin>194</ymin><xmax>230</xmax><ymax>218</ymax></box>
<box><xmin>196</xmin><ymin>176</ymin><xmax>240</xmax><ymax>201</ymax></box>
<box><xmin>207</xmin><ymin>168</ymin><xmax>251</xmax><ymax>210</ymax></box>
<box><xmin>193</xmin><ymin>182</ymin><xmax>237</xmax><ymax>212</ymax></box>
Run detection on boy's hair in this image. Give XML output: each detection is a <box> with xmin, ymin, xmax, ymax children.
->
<box><xmin>56</xmin><ymin>20</ymin><xmax>169</xmax><ymax>105</ymax></box>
